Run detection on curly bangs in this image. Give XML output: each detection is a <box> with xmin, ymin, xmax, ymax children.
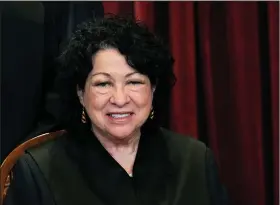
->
<box><xmin>55</xmin><ymin>14</ymin><xmax>176</xmax><ymax>130</ymax></box>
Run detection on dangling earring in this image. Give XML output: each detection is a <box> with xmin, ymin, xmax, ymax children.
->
<box><xmin>81</xmin><ymin>107</ymin><xmax>87</xmax><ymax>123</ymax></box>
<box><xmin>149</xmin><ymin>109</ymin><xmax>154</xmax><ymax>120</ymax></box>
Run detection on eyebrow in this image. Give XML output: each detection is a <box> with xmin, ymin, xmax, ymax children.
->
<box><xmin>90</xmin><ymin>71</ymin><xmax>140</xmax><ymax>78</ymax></box>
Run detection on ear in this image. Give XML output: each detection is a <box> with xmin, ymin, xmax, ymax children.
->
<box><xmin>76</xmin><ymin>86</ymin><xmax>84</xmax><ymax>106</ymax></box>
<box><xmin>152</xmin><ymin>86</ymin><xmax>156</xmax><ymax>94</ymax></box>
<box><xmin>152</xmin><ymin>86</ymin><xmax>156</xmax><ymax>101</ymax></box>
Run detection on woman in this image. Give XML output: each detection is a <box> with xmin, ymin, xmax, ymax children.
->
<box><xmin>4</xmin><ymin>15</ymin><xmax>228</xmax><ymax>205</ymax></box>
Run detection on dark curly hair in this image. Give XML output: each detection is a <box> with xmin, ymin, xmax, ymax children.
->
<box><xmin>55</xmin><ymin>14</ymin><xmax>176</xmax><ymax>132</ymax></box>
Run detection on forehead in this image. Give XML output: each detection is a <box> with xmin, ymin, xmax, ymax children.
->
<box><xmin>91</xmin><ymin>49</ymin><xmax>136</xmax><ymax>75</ymax></box>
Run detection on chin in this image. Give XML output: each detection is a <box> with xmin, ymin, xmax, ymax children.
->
<box><xmin>107</xmin><ymin>126</ymin><xmax>138</xmax><ymax>140</ymax></box>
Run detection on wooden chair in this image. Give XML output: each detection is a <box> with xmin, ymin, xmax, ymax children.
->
<box><xmin>0</xmin><ymin>130</ymin><xmax>65</xmax><ymax>205</ymax></box>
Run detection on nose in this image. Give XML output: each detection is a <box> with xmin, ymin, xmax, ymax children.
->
<box><xmin>110</xmin><ymin>86</ymin><xmax>129</xmax><ymax>107</ymax></box>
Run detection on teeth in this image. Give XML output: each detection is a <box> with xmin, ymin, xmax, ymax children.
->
<box><xmin>110</xmin><ymin>113</ymin><xmax>130</xmax><ymax>118</ymax></box>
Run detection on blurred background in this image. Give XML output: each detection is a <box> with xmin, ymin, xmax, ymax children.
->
<box><xmin>1</xmin><ymin>1</ymin><xmax>279</xmax><ymax>205</ymax></box>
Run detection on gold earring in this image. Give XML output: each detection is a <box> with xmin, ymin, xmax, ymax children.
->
<box><xmin>149</xmin><ymin>109</ymin><xmax>154</xmax><ymax>120</ymax></box>
<box><xmin>81</xmin><ymin>107</ymin><xmax>87</xmax><ymax>123</ymax></box>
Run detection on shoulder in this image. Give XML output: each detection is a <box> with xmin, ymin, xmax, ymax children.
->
<box><xmin>159</xmin><ymin>127</ymin><xmax>207</xmax><ymax>155</ymax></box>
<box><xmin>8</xmin><ymin>133</ymin><xmax>68</xmax><ymax>188</ymax></box>
<box><xmin>158</xmin><ymin>127</ymin><xmax>209</xmax><ymax>171</ymax></box>
<box><xmin>24</xmin><ymin>132</ymin><xmax>70</xmax><ymax>173</ymax></box>
<box><xmin>4</xmin><ymin>153</ymin><xmax>54</xmax><ymax>205</ymax></box>
<box><xmin>4</xmin><ymin>134</ymin><xmax>68</xmax><ymax>205</ymax></box>
<box><xmin>25</xmin><ymin>132</ymin><xmax>68</xmax><ymax>158</ymax></box>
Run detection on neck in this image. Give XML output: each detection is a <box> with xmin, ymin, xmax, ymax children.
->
<box><xmin>91</xmin><ymin>126</ymin><xmax>140</xmax><ymax>175</ymax></box>
<box><xmin>91</xmin><ymin>126</ymin><xmax>141</xmax><ymax>154</ymax></box>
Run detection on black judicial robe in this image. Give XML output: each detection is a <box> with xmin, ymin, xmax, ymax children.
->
<box><xmin>4</xmin><ymin>127</ymin><xmax>228</xmax><ymax>205</ymax></box>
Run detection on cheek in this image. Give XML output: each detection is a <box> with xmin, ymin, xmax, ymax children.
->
<box><xmin>130</xmin><ymin>88</ymin><xmax>153</xmax><ymax>108</ymax></box>
<box><xmin>83</xmin><ymin>86</ymin><xmax>109</xmax><ymax>111</ymax></box>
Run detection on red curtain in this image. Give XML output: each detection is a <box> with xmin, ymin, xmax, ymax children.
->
<box><xmin>103</xmin><ymin>2</ymin><xmax>279</xmax><ymax>205</ymax></box>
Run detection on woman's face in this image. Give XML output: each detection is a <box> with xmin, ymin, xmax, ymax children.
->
<box><xmin>78</xmin><ymin>49</ymin><xmax>154</xmax><ymax>140</ymax></box>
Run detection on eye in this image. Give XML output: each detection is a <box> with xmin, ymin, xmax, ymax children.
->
<box><xmin>95</xmin><ymin>82</ymin><xmax>111</xmax><ymax>87</ymax></box>
<box><xmin>127</xmin><ymin>81</ymin><xmax>144</xmax><ymax>85</ymax></box>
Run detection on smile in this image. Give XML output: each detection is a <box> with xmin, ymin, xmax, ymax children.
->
<box><xmin>106</xmin><ymin>112</ymin><xmax>134</xmax><ymax>120</ymax></box>
<box><xmin>109</xmin><ymin>113</ymin><xmax>131</xmax><ymax>118</ymax></box>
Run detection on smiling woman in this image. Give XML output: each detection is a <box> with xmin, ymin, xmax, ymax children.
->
<box><xmin>79</xmin><ymin>49</ymin><xmax>154</xmax><ymax>144</ymax></box>
<box><xmin>4</xmin><ymin>14</ymin><xmax>228</xmax><ymax>205</ymax></box>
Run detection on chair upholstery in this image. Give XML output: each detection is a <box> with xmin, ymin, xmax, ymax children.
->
<box><xmin>0</xmin><ymin>130</ymin><xmax>65</xmax><ymax>205</ymax></box>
